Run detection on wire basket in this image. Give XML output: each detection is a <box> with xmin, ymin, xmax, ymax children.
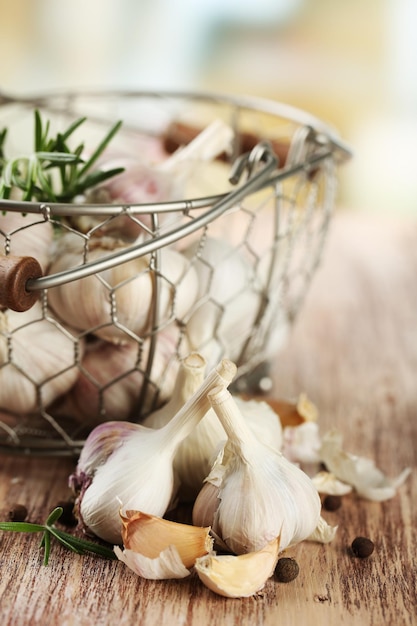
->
<box><xmin>0</xmin><ymin>89</ymin><xmax>350</xmax><ymax>455</ymax></box>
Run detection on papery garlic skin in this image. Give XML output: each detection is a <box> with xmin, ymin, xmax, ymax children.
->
<box><xmin>307</xmin><ymin>516</ymin><xmax>338</xmax><ymax>544</ymax></box>
<box><xmin>114</xmin><ymin>544</ymin><xmax>191</xmax><ymax>580</ymax></box>
<box><xmin>47</xmin><ymin>233</ymin><xmax>199</xmax><ymax>343</ymax></box>
<box><xmin>193</xmin><ymin>385</ymin><xmax>321</xmax><ymax>555</ymax></box>
<box><xmin>282</xmin><ymin>421</ymin><xmax>322</xmax><ymax>464</ymax></box>
<box><xmin>320</xmin><ymin>429</ymin><xmax>411</xmax><ymax>501</ymax></box>
<box><xmin>311</xmin><ymin>471</ymin><xmax>352</xmax><ymax>496</ymax></box>
<box><xmin>73</xmin><ymin>359</ymin><xmax>237</xmax><ymax>544</ymax></box>
<box><xmin>194</xmin><ymin>536</ymin><xmax>280</xmax><ymax>598</ymax></box>
<box><xmin>0</xmin><ymin>303</ymin><xmax>83</xmax><ymax>414</ymax></box>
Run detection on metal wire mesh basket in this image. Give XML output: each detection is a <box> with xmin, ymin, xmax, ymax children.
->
<box><xmin>0</xmin><ymin>89</ymin><xmax>350</xmax><ymax>455</ymax></box>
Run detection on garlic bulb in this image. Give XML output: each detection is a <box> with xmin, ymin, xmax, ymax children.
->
<box><xmin>0</xmin><ymin>212</ymin><xmax>54</xmax><ymax>271</ymax></box>
<box><xmin>71</xmin><ymin>358</ymin><xmax>237</xmax><ymax>544</ymax></box>
<box><xmin>114</xmin><ymin>510</ymin><xmax>213</xmax><ymax>579</ymax></box>
<box><xmin>182</xmin><ymin>236</ymin><xmax>263</xmax><ymax>369</ymax></box>
<box><xmin>47</xmin><ymin>233</ymin><xmax>199</xmax><ymax>343</ymax></box>
<box><xmin>0</xmin><ymin>303</ymin><xmax>83</xmax><ymax>414</ymax></box>
<box><xmin>53</xmin><ymin>325</ymin><xmax>179</xmax><ymax>423</ymax></box>
<box><xmin>192</xmin><ymin>385</ymin><xmax>321</xmax><ymax>555</ymax></box>
<box><xmin>194</xmin><ymin>536</ymin><xmax>280</xmax><ymax>598</ymax></box>
<box><xmin>71</xmin><ymin>119</ymin><xmax>233</xmax><ymax>239</ymax></box>
<box><xmin>144</xmin><ymin>355</ymin><xmax>282</xmax><ymax>502</ymax></box>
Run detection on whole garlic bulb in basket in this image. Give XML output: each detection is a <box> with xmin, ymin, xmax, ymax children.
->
<box><xmin>53</xmin><ymin>325</ymin><xmax>180</xmax><ymax>424</ymax></box>
<box><xmin>182</xmin><ymin>236</ymin><xmax>263</xmax><ymax>369</ymax></box>
<box><xmin>47</xmin><ymin>233</ymin><xmax>199</xmax><ymax>344</ymax></box>
<box><xmin>0</xmin><ymin>212</ymin><xmax>54</xmax><ymax>272</ymax></box>
<box><xmin>0</xmin><ymin>303</ymin><xmax>84</xmax><ymax>414</ymax></box>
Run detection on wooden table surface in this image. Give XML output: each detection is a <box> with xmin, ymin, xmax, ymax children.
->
<box><xmin>0</xmin><ymin>210</ymin><xmax>416</xmax><ymax>626</ymax></box>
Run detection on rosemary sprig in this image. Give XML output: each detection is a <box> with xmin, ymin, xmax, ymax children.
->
<box><xmin>0</xmin><ymin>506</ymin><xmax>117</xmax><ymax>565</ymax></box>
<box><xmin>0</xmin><ymin>110</ymin><xmax>124</xmax><ymax>203</ymax></box>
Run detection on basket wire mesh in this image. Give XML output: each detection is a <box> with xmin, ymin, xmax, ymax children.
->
<box><xmin>0</xmin><ymin>90</ymin><xmax>350</xmax><ymax>455</ymax></box>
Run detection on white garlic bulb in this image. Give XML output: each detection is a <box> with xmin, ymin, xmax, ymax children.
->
<box><xmin>47</xmin><ymin>233</ymin><xmax>199</xmax><ymax>343</ymax></box>
<box><xmin>71</xmin><ymin>358</ymin><xmax>237</xmax><ymax>544</ymax></box>
<box><xmin>53</xmin><ymin>325</ymin><xmax>179</xmax><ymax>423</ymax></box>
<box><xmin>182</xmin><ymin>236</ymin><xmax>263</xmax><ymax>370</ymax></box>
<box><xmin>0</xmin><ymin>212</ymin><xmax>54</xmax><ymax>271</ymax></box>
<box><xmin>0</xmin><ymin>303</ymin><xmax>83</xmax><ymax>414</ymax></box>
<box><xmin>144</xmin><ymin>356</ymin><xmax>282</xmax><ymax>502</ymax></box>
<box><xmin>192</xmin><ymin>385</ymin><xmax>321</xmax><ymax>555</ymax></box>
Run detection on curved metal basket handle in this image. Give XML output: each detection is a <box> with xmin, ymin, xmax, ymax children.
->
<box><xmin>24</xmin><ymin>143</ymin><xmax>280</xmax><ymax>294</ymax></box>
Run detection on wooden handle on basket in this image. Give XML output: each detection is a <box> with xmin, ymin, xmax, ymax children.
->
<box><xmin>163</xmin><ymin>121</ymin><xmax>290</xmax><ymax>167</ymax></box>
<box><xmin>0</xmin><ymin>255</ymin><xmax>43</xmax><ymax>312</ymax></box>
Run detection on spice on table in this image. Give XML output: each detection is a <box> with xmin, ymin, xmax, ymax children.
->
<box><xmin>351</xmin><ymin>536</ymin><xmax>374</xmax><ymax>558</ymax></box>
<box><xmin>275</xmin><ymin>557</ymin><xmax>300</xmax><ymax>582</ymax></box>
<box><xmin>323</xmin><ymin>495</ymin><xmax>342</xmax><ymax>511</ymax></box>
<box><xmin>8</xmin><ymin>503</ymin><xmax>28</xmax><ymax>522</ymax></box>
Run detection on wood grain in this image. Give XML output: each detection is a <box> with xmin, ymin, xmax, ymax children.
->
<box><xmin>0</xmin><ymin>210</ymin><xmax>416</xmax><ymax>626</ymax></box>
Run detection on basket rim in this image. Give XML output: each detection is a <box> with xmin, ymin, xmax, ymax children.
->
<box><xmin>0</xmin><ymin>86</ymin><xmax>352</xmax><ymax>159</ymax></box>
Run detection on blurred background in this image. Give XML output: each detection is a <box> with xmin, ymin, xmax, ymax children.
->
<box><xmin>0</xmin><ymin>0</ymin><xmax>416</xmax><ymax>213</ymax></box>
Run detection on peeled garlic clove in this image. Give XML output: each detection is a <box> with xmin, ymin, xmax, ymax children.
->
<box><xmin>195</xmin><ymin>536</ymin><xmax>280</xmax><ymax>598</ymax></box>
<box><xmin>120</xmin><ymin>510</ymin><xmax>213</xmax><ymax>569</ymax></box>
<box><xmin>114</xmin><ymin>544</ymin><xmax>190</xmax><ymax>580</ymax></box>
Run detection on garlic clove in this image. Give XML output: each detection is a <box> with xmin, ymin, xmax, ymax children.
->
<box><xmin>120</xmin><ymin>510</ymin><xmax>213</xmax><ymax>568</ymax></box>
<box><xmin>194</xmin><ymin>536</ymin><xmax>280</xmax><ymax>598</ymax></box>
<box><xmin>114</xmin><ymin>544</ymin><xmax>191</xmax><ymax>580</ymax></box>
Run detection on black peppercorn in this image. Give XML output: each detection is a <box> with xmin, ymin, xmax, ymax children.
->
<box><xmin>323</xmin><ymin>495</ymin><xmax>342</xmax><ymax>511</ymax></box>
<box><xmin>275</xmin><ymin>557</ymin><xmax>299</xmax><ymax>582</ymax></box>
<box><xmin>351</xmin><ymin>536</ymin><xmax>374</xmax><ymax>558</ymax></box>
<box><xmin>8</xmin><ymin>503</ymin><xmax>28</xmax><ymax>522</ymax></box>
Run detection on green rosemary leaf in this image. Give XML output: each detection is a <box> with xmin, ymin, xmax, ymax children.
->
<box><xmin>59</xmin><ymin>116</ymin><xmax>87</xmax><ymax>143</ymax></box>
<box><xmin>53</xmin><ymin>529</ymin><xmax>117</xmax><ymax>560</ymax></box>
<box><xmin>34</xmin><ymin>109</ymin><xmax>43</xmax><ymax>152</ymax></box>
<box><xmin>36</xmin><ymin>151</ymin><xmax>81</xmax><ymax>164</ymax></box>
<box><xmin>45</xmin><ymin>506</ymin><xmax>64</xmax><ymax>526</ymax></box>
<box><xmin>42</xmin><ymin>530</ymin><xmax>51</xmax><ymax>566</ymax></box>
<box><xmin>69</xmin><ymin>167</ymin><xmax>124</xmax><ymax>198</ymax></box>
<box><xmin>47</xmin><ymin>527</ymin><xmax>84</xmax><ymax>555</ymax></box>
<box><xmin>0</xmin><ymin>521</ymin><xmax>46</xmax><ymax>533</ymax></box>
<box><xmin>78</xmin><ymin>119</ymin><xmax>122</xmax><ymax>177</ymax></box>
